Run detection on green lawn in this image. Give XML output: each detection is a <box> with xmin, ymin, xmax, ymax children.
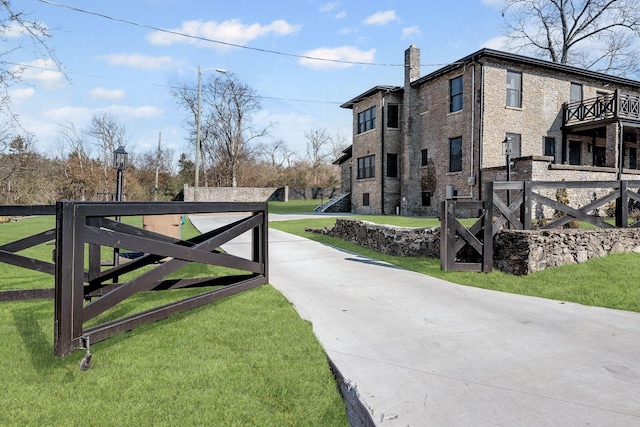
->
<box><xmin>270</xmin><ymin>217</ymin><xmax>640</xmax><ymax>313</ymax></box>
<box><xmin>269</xmin><ymin>199</ymin><xmax>321</xmax><ymax>214</ymax></box>
<box><xmin>0</xmin><ymin>216</ymin><xmax>348</xmax><ymax>426</ymax></box>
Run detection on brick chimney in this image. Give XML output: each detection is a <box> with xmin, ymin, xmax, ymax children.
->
<box><xmin>404</xmin><ymin>45</ymin><xmax>420</xmax><ymax>87</ymax></box>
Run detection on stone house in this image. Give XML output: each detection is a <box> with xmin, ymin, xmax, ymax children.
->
<box><xmin>338</xmin><ymin>45</ymin><xmax>640</xmax><ymax>216</ymax></box>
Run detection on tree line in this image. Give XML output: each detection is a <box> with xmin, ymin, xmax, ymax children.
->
<box><xmin>0</xmin><ymin>111</ymin><xmax>345</xmax><ymax>205</ymax></box>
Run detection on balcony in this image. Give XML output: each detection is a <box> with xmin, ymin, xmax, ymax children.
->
<box><xmin>564</xmin><ymin>90</ymin><xmax>640</xmax><ymax>129</ymax></box>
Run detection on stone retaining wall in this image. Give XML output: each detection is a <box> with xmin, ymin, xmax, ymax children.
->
<box><xmin>310</xmin><ymin>219</ymin><xmax>640</xmax><ymax>275</ymax></box>
<box><xmin>494</xmin><ymin>228</ymin><xmax>640</xmax><ymax>275</ymax></box>
<box><xmin>310</xmin><ymin>219</ymin><xmax>441</xmax><ymax>258</ymax></box>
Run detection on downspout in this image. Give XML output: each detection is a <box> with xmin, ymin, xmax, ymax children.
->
<box><xmin>381</xmin><ymin>95</ymin><xmax>386</xmax><ymax>214</ymax></box>
<box><xmin>457</xmin><ymin>62</ymin><xmax>477</xmax><ymax>199</ymax></box>
<box><xmin>478</xmin><ymin>63</ymin><xmax>485</xmax><ymax>201</ymax></box>
<box><xmin>470</xmin><ymin>63</ymin><xmax>475</xmax><ymax>199</ymax></box>
<box><xmin>617</xmin><ymin>89</ymin><xmax>623</xmax><ymax>180</ymax></box>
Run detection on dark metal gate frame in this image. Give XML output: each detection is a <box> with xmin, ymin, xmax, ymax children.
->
<box><xmin>441</xmin><ymin>180</ymin><xmax>640</xmax><ymax>272</ymax></box>
<box><xmin>0</xmin><ymin>205</ymin><xmax>57</xmax><ymax>301</ymax></box>
<box><xmin>54</xmin><ymin>201</ymin><xmax>268</xmax><ymax>357</ymax></box>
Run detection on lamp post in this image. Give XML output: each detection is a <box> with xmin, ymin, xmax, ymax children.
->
<box><xmin>113</xmin><ymin>145</ymin><xmax>128</xmax><ymax>203</ymax></box>
<box><xmin>194</xmin><ymin>65</ymin><xmax>227</xmax><ymax>201</ymax></box>
<box><xmin>112</xmin><ymin>145</ymin><xmax>128</xmax><ymax>268</ymax></box>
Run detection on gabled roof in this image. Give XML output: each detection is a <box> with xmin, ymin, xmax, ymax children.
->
<box><xmin>412</xmin><ymin>48</ymin><xmax>640</xmax><ymax>89</ymax></box>
<box><xmin>340</xmin><ymin>85</ymin><xmax>402</xmax><ymax>109</ymax></box>
<box><xmin>333</xmin><ymin>145</ymin><xmax>352</xmax><ymax>165</ymax></box>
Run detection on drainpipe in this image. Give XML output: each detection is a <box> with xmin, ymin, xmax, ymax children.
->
<box><xmin>478</xmin><ymin>63</ymin><xmax>485</xmax><ymax>201</ymax></box>
<box><xmin>470</xmin><ymin>63</ymin><xmax>476</xmax><ymax>199</ymax></box>
<box><xmin>381</xmin><ymin>95</ymin><xmax>386</xmax><ymax>214</ymax></box>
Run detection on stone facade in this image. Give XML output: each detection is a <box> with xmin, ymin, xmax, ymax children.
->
<box><xmin>310</xmin><ymin>219</ymin><xmax>640</xmax><ymax>275</ymax></box>
<box><xmin>340</xmin><ymin>46</ymin><xmax>640</xmax><ymax>217</ymax></box>
<box><xmin>342</xmin><ymin>87</ymin><xmax>404</xmax><ymax>215</ymax></box>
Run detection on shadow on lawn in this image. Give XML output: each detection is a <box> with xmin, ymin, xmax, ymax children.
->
<box><xmin>10</xmin><ymin>301</ymin><xmax>65</xmax><ymax>373</ymax></box>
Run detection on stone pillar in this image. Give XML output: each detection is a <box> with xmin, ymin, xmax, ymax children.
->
<box><xmin>606</xmin><ymin>122</ymin><xmax>620</xmax><ymax>172</ymax></box>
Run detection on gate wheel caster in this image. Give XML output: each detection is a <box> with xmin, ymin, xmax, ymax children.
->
<box><xmin>79</xmin><ymin>335</ymin><xmax>92</xmax><ymax>371</ymax></box>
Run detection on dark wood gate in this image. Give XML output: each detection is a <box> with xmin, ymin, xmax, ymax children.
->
<box><xmin>440</xmin><ymin>180</ymin><xmax>640</xmax><ymax>272</ymax></box>
<box><xmin>54</xmin><ymin>201</ymin><xmax>268</xmax><ymax>357</ymax></box>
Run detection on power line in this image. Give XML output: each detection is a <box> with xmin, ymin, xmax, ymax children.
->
<box><xmin>36</xmin><ymin>0</ymin><xmax>451</xmax><ymax>68</ymax></box>
<box><xmin>0</xmin><ymin>60</ymin><xmax>344</xmax><ymax>104</ymax></box>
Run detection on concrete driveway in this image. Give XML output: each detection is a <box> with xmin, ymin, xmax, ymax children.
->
<box><xmin>190</xmin><ymin>213</ymin><xmax>640</xmax><ymax>426</ymax></box>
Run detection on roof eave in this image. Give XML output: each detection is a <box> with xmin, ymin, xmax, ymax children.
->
<box><xmin>340</xmin><ymin>85</ymin><xmax>403</xmax><ymax>109</ymax></box>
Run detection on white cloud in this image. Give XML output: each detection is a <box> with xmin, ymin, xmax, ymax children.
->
<box><xmin>363</xmin><ymin>10</ymin><xmax>400</xmax><ymax>26</ymax></box>
<box><xmin>43</xmin><ymin>106</ymin><xmax>92</xmax><ymax>122</ymax></box>
<box><xmin>90</xmin><ymin>87</ymin><xmax>126</xmax><ymax>100</ymax></box>
<box><xmin>9</xmin><ymin>87</ymin><xmax>36</xmax><ymax>100</ymax></box>
<box><xmin>298</xmin><ymin>46</ymin><xmax>376</xmax><ymax>70</ymax></box>
<box><xmin>102</xmin><ymin>105</ymin><xmax>163</xmax><ymax>119</ymax></box>
<box><xmin>402</xmin><ymin>26</ymin><xmax>421</xmax><ymax>40</ymax></box>
<box><xmin>335</xmin><ymin>11</ymin><xmax>347</xmax><ymax>19</ymax></box>
<box><xmin>44</xmin><ymin>105</ymin><xmax>163</xmax><ymax>123</ymax></box>
<box><xmin>98</xmin><ymin>53</ymin><xmax>173</xmax><ymax>70</ymax></box>
<box><xmin>16</xmin><ymin>59</ymin><xmax>66</xmax><ymax>90</ymax></box>
<box><xmin>482</xmin><ymin>0</ymin><xmax>505</xmax><ymax>7</ymax></box>
<box><xmin>4</xmin><ymin>21</ymin><xmax>49</xmax><ymax>38</ymax></box>
<box><xmin>482</xmin><ymin>35</ymin><xmax>509</xmax><ymax>50</ymax></box>
<box><xmin>146</xmin><ymin>19</ymin><xmax>301</xmax><ymax>50</ymax></box>
<box><xmin>339</xmin><ymin>27</ymin><xmax>356</xmax><ymax>35</ymax></box>
<box><xmin>319</xmin><ymin>2</ymin><xmax>340</xmax><ymax>12</ymax></box>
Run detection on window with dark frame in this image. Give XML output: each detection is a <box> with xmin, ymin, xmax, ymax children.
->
<box><xmin>421</xmin><ymin>191</ymin><xmax>431</xmax><ymax>207</ymax></box>
<box><xmin>387</xmin><ymin>153</ymin><xmax>398</xmax><ymax>178</ymax></box>
<box><xmin>387</xmin><ymin>104</ymin><xmax>400</xmax><ymax>128</ymax></box>
<box><xmin>570</xmin><ymin>82</ymin><xmax>583</xmax><ymax>103</ymax></box>
<box><xmin>506</xmin><ymin>70</ymin><xmax>522</xmax><ymax>108</ymax></box>
<box><xmin>594</xmin><ymin>146</ymin><xmax>606</xmax><ymax>167</ymax></box>
<box><xmin>569</xmin><ymin>141</ymin><xmax>581</xmax><ymax>165</ymax></box>
<box><xmin>544</xmin><ymin>137</ymin><xmax>555</xmax><ymax>159</ymax></box>
<box><xmin>449</xmin><ymin>76</ymin><xmax>463</xmax><ymax>112</ymax></box>
<box><xmin>363</xmin><ymin>193</ymin><xmax>370</xmax><ymax>206</ymax></box>
<box><xmin>421</xmin><ymin>149</ymin><xmax>428</xmax><ymax>166</ymax></box>
<box><xmin>357</xmin><ymin>106</ymin><xmax>376</xmax><ymax>134</ymax></box>
<box><xmin>630</xmin><ymin>148</ymin><xmax>637</xmax><ymax>169</ymax></box>
<box><xmin>449</xmin><ymin>136</ymin><xmax>462</xmax><ymax>172</ymax></box>
<box><xmin>357</xmin><ymin>155</ymin><xmax>375</xmax><ymax>179</ymax></box>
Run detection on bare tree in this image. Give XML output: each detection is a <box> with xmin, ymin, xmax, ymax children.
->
<box><xmin>304</xmin><ymin>128</ymin><xmax>331</xmax><ymax>167</ymax></box>
<box><xmin>329</xmin><ymin>130</ymin><xmax>349</xmax><ymax>162</ymax></box>
<box><xmin>84</xmin><ymin>113</ymin><xmax>128</xmax><ymax>191</ymax></box>
<box><xmin>202</xmin><ymin>73</ymin><xmax>268</xmax><ymax>187</ymax></box>
<box><xmin>0</xmin><ymin>2</ymin><xmax>63</xmax><ymax>127</ymax></box>
<box><xmin>255</xmin><ymin>139</ymin><xmax>292</xmax><ymax>168</ymax></box>
<box><xmin>172</xmin><ymin>73</ymin><xmax>268</xmax><ymax>187</ymax></box>
<box><xmin>502</xmin><ymin>0</ymin><xmax>640</xmax><ymax>76</ymax></box>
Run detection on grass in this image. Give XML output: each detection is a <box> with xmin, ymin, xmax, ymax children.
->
<box><xmin>270</xmin><ymin>217</ymin><xmax>640</xmax><ymax>313</ymax></box>
<box><xmin>268</xmin><ymin>199</ymin><xmax>321</xmax><ymax>214</ymax></box>
<box><xmin>0</xmin><ymin>215</ymin><xmax>348</xmax><ymax>426</ymax></box>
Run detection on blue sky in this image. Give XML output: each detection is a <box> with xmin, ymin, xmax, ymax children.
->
<box><xmin>11</xmin><ymin>0</ymin><xmax>506</xmax><ymax>162</ymax></box>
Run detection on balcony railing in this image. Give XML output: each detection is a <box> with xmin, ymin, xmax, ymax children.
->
<box><xmin>564</xmin><ymin>89</ymin><xmax>640</xmax><ymax>127</ymax></box>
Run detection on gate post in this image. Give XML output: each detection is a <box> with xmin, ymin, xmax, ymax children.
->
<box><xmin>522</xmin><ymin>181</ymin><xmax>532</xmax><ymax>230</ymax></box>
<box><xmin>616</xmin><ymin>180</ymin><xmax>629</xmax><ymax>227</ymax></box>
<box><xmin>440</xmin><ymin>200</ymin><xmax>453</xmax><ymax>271</ymax></box>
<box><xmin>54</xmin><ymin>201</ymin><xmax>84</xmax><ymax>357</ymax></box>
<box><xmin>482</xmin><ymin>182</ymin><xmax>494</xmax><ymax>272</ymax></box>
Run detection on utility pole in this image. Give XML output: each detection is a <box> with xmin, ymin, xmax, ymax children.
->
<box><xmin>155</xmin><ymin>132</ymin><xmax>161</xmax><ymax>201</ymax></box>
